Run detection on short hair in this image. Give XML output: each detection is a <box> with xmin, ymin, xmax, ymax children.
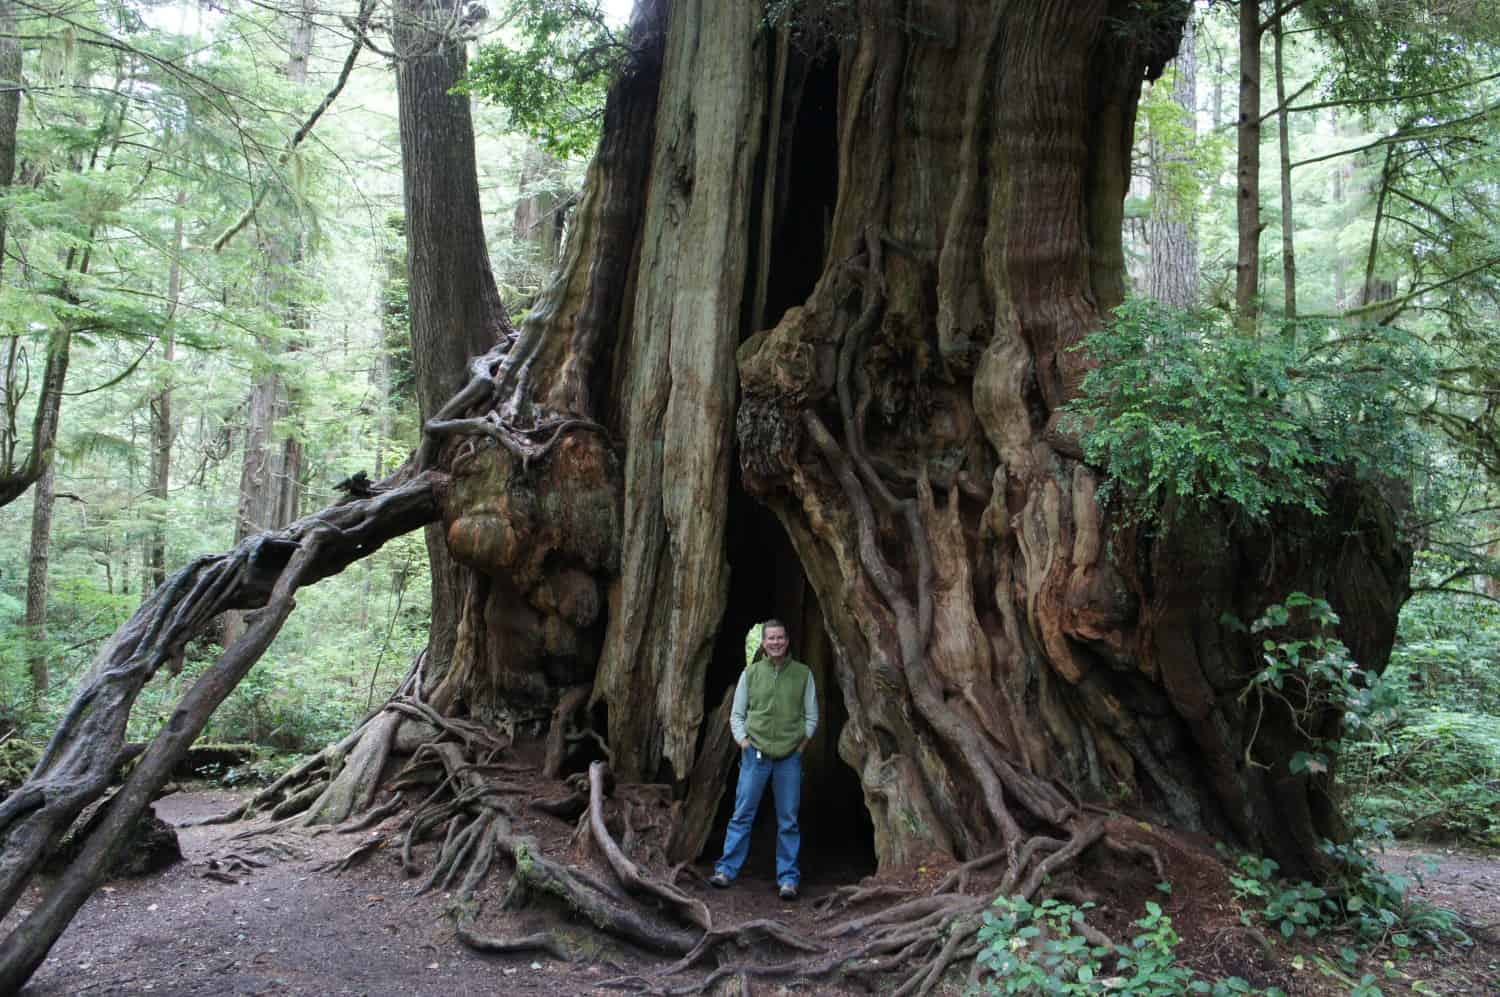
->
<box><xmin>752</xmin><ymin>619</ymin><xmax>789</xmax><ymax>662</ymax></box>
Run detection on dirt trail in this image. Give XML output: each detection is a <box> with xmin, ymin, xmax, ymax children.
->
<box><xmin>1374</xmin><ymin>843</ymin><xmax>1500</xmax><ymax>992</ymax></box>
<box><xmin>10</xmin><ymin>791</ymin><xmax>535</xmax><ymax>996</ymax></box>
<box><xmin>5</xmin><ymin>790</ymin><xmax>1499</xmax><ymax>995</ymax></box>
<box><xmin>7</xmin><ymin>790</ymin><xmax>853</xmax><ymax>996</ymax></box>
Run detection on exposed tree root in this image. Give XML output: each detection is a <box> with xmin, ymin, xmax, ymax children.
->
<box><xmin>455</xmin><ymin>923</ymin><xmax>584</xmax><ymax>964</ymax></box>
<box><xmin>318</xmin><ymin>831</ymin><xmax>388</xmax><ymax>873</ymax></box>
<box><xmin>270</xmin><ymin>699</ymin><xmax>1165</xmax><ymax>997</ymax></box>
<box><xmin>587</xmin><ymin>762</ymin><xmax>711</xmax><ymax>932</ymax></box>
<box><xmin>416</xmin><ymin>343</ymin><xmax>614</xmax><ymax>473</ymax></box>
<box><xmin>811</xmin><ymin>882</ymin><xmax>914</xmax><ymax>916</ymax></box>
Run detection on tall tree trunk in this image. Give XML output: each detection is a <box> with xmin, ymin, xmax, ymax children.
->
<box><xmin>270</xmin><ymin>0</ymin><xmax>314</xmax><ymax>531</ymax></box>
<box><xmin>1147</xmin><ymin>16</ymin><xmax>1199</xmax><ymax>307</ymax></box>
<box><xmin>148</xmin><ymin>192</ymin><xmax>186</xmax><ymax>591</ymax></box>
<box><xmin>224</xmin><ymin>1</ymin><xmax>317</xmax><ymax>642</ymax></box>
<box><xmin>512</xmin><ymin>147</ymin><xmax>567</xmax><ymax>273</ymax></box>
<box><xmin>25</xmin><ymin>460</ymin><xmax>55</xmax><ymax>699</ymax></box>
<box><xmin>589</xmin><ymin>0</ymin><xmax>762</xmax><ymax>783</ymax></box>
<box><xmin>1236</xmin><ymin>0</ymin><xmax>1263</xmax><ymax>330</ymax></box>
<box><xmin>1359</xmin><ymin>145</ymin><xmax>1396</xmax><ymax>311</ymax></box>
<box><xmin>1273</xmin><ymin>12</ymin><xmax>1296</xmax><ymax>320</ymax></box>
<box><xmin>1330</xmin><ymin>109</ymin><xmax>1350</xmax><ymax>309</ymax></box>
<box><xmin>0</xmin><ymin>0</ymin><xmax>18</xmax><ymax>285</ymax></box>
<box><xmin>391</xmin><ymin>0</ymin><xmax>509</xmax><ymax>680</ymax></box>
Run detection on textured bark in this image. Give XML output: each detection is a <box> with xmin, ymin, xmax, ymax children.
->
<box><xmin>392</xmin><ymin>0</ymin><xmax>510</xmax><ymax>677</ymax></box>
<box><xmin>1147</xmin><ymin>17</ymin><xmax>1199</xmax><ymax>308</ymax></box>
<box><xmin>148</xmin><ymin>193</ymin><xmax>185</xmax><ymax>591</ymax></box>
<box><xmin>24</xmin><ymin>459</ymin><xmax>54</xmax><ymax>698</ymax></box>
<box><xmin>590</xmin><ymin>0</ymin><xmax>764</xmax><ymax>783</ymax></box>
<box><xmin>393</xmin><ymin>0</ymin><xmax>508</xmax><ymax>419</ymax></box>
<box><xmin>0</xmin><ymin>0</ymin><xmax>17</xmax><ymax>286</ymax></box>
<box><xmin>1273</xmin><ymin>13</ymin><xmax>1296</xmax><ymax>319</ymax></box>
<box><xmin>1236</xmin><ymin>0</ymin><xmax>1263</xmax><ymax>329</ymax></box>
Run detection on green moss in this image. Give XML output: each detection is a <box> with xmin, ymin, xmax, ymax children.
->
<box><xmin>0</xmin><ymin>738</ymin><xmax>41</xmax><ymax>790</ymax></box>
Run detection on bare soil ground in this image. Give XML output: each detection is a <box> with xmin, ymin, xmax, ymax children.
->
<box><xmin>1370</xmin><ymin>844</ymin><xmax>1500</xmax><ymax>994</ymax></box>
<box><xmin>6</xmin><ymin>789</ymin><xmax>1499</xmax><ymax>996</ymax></box>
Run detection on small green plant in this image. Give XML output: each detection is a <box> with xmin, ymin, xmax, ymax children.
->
<box><xmin>973</xmin><ymin>895</ymin><xmax>1271</xmax><ymax>996</ymax></box>
<box><xmin>1225</xmin><ymin>827</ymin><xmax>1465</xmax><ymax>978</ymax></box>
<box><xmin>975</xmin><ymin>896</ymin><xmax>1109</xmax><ymax>993</ymax></box>
<box><xmin>1237</xmin><ymin>593</ymin><xmax>1401</xmax><ymax>782</ymax></box>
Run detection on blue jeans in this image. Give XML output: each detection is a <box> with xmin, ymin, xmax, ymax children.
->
<box><xmin>714</xmin><ymin>746</ymin><xmax>802</xmax><ymax>887</ymax></box>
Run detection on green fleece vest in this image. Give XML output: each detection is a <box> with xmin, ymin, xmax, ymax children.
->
<box><xmin>744</xmin><ymin>657</ymin><xmax>811</xmax><ymax>759</ymax></box>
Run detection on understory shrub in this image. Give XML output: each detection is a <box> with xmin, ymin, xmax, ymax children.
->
<box><xmin>973</xmin><ymin>894</ymin><xmax>1274</xmax><ymax>996</ymax></box>
<box><xmin>1062</xmin><ymin>298</ymin><xmax>1425</xmax><ymax>525</ymax></box>
<box><xmin>1344</xmin><ymin>710</ymin><xmax>1500</xmax><ymax>846</ymax></box>
<box><xmin>1341</xmin><ymin>580</ymin><xmax>1500</xmax><ymax>847</ymax></box>
<box><xmin>1223</xmin><ymin>828</ymin><xmax>1467</xmax><ymax>995</ymax></box>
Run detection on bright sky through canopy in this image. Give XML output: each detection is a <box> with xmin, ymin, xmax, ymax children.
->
<box><xmin>603</xmin><ymin>0</ymin><xmax>633</xmax><ymax>27</ymax></box>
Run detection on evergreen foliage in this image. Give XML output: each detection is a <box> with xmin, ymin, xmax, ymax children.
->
<box><xmin>0</xmin><ymin>0</ymin><xmax>593</xmax><ymax>765</ymax></box>
<box><xmin>1063</xmin><ymin>299</ymin><xmax>1426</xmax><ymax>523</ymax></box>
<box><xmin>459</xmin><ymin>0</ymin><xmax>620</xmax><ymax>158</ymax></box>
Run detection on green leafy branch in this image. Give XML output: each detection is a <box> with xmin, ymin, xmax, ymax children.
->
<box><xmin>1062</xmin><ymin>299</ymin><xmax>1429</xmax><ymax>527</ymax></box>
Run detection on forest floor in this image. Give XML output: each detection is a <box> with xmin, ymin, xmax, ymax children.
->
<box><xmin>5</xmin><ymin>788</ymin><xmax>1498</xmax><ymax>996</ymax></box>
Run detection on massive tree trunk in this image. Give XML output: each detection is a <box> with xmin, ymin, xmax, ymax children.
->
<box><xmin>292</xmin><ymin>0</ymin><xmax>1408</xmax><ymax>877</ymax></box>
<box><xmin>401</xmin><ymin>0</ymin><xmax>1407</xmax><ymax>876</ymax></box>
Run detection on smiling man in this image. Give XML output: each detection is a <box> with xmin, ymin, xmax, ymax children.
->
<box><xmin>708</xmin><ymin>619</ymin><xmax>818</xmax><ymax>900</ymax></box>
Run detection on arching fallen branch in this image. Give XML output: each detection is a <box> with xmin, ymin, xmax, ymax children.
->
<box><xmin>0</xmin><ymin>469</ymin><xmax>442</xmax><ymax>991</ymax></box>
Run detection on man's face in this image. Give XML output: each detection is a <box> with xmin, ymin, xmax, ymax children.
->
<box><xmin>763</xmin><ymin>625</ymin><xmax>789</xmax><ymax>659</ymax></box>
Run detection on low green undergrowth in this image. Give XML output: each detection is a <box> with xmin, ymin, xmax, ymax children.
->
<box><xmin>972</xmin><ymin>894</ymin><xmax>1277</xmax><ymax>996</ymax></box>
<box><xmin>1345</xmin><ymin>709</ymin><xmax>1500</xmax><ymax>846</ymax></box>
<box><xmin>1228</xmin><ymin>841</ymin><xmax>1461</xmax><ymax>948</ymax></box>
<box><xmin>973</xmin><ymin>822</ymin><xmax>1466</xmax><ymax>997</ymax></box>
<box><xmin>1224</xmin><ymin>831</ymin><xmax>1467</xmax><ymax>996</ymax></box>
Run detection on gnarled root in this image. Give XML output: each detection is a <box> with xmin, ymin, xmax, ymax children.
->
<box><xmin>241</xmin><ymin>690</ymin><xmax>1157</xmax><ymax>997</ymax></box>
<box><xmin>640</xmin><ymin>813</ymin><xmax>1143</xmax><ymax>997</ymax></box>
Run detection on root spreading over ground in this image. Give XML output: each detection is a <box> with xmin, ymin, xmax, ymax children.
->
<box><xmin>200</xmin><ymin>676</ymin><xmax>1180</xmax><ymax>997</ymax></box>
